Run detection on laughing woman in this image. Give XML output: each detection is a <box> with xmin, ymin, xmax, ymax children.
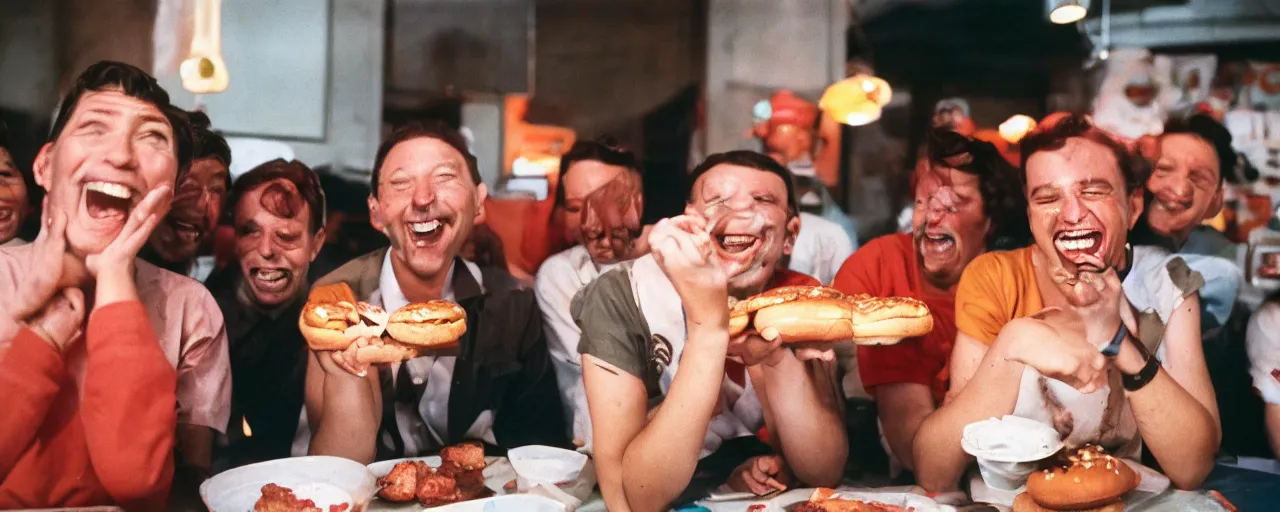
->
<box><xmin>913</xmin><ymin>115</ymin><xmax>1221</xmax><ymax>492</ymax></box>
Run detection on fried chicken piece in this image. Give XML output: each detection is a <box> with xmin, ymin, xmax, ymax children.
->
<box><xmin>450</xmin><ymin>468</ymin><xmax>486</xmax><ymax>491</ymax></box>
<box><xmin>254</xmin><ymin>483</ymin><xmax>322</xmax><ymax>512</ymax></box>
<box><xmin>439</xmin><ymin>442</ymin><xmax>486</xmax><ymax>471</ymax></box>
<box><xmin>377</xmin><ymin>461</ymin><xmax>422</xmax><ymax>502</ymax></box>
<box><xmin>416</xmin><ymin>472</ymin><xmax>462</xmax><ymax>507</ymax></box>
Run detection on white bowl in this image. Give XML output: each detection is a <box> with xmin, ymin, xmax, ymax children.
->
<box><xmin>507</xmin><ymin>445</ymin><xmax>588</xmax><ymax>489</ymax></box>
<box><xmin>200</xmin><ymin>456</ymin><xmax>378</xmax><ymax>512</ymax></box>
<box><xmin>427</xmin><ymin>494</ymin><xmax>566</xmax><ymax>512</ymax></box>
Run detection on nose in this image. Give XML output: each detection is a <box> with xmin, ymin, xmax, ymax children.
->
<box><xmin>1166</xmin><ymin>173</ymin><xmax>1193</xmax><ymax>201</ymax></box>
<box><xmin>411</xmin><ymin>180</ymin><xmax>437</xmax><ymax>210</ymax></box>
<box><xmin>257</xmin><ymin>234</ymin><xmax>276</xmax><ymax>260</ymax></box>
<box><xmin>1061</xmin><ymin>193</ymin><xmax>1087</xmax><ymax>223</ymax></box>
<box><xmin>102</xmin><ymin>131</ymin><xmax>138</xmax><ymax>170</ymax></box>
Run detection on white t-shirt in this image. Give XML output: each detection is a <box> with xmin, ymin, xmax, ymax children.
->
<box><xmin>790</xmin><ymin>212</ymin><xmax>855</xmax><ymax>285</ymax></box>
<box><xmin>1247</xmin><ymin>301</ymin><xmax>1280</xmax><ymax>405</ymax></box>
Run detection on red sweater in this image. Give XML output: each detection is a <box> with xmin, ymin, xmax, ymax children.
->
<box><xmin>0</xmin><ymin>301</ymin><xmax>178</xmax><ymax>511</ymax></box>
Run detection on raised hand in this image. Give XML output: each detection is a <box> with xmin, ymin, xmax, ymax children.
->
<box><xmin>1049</xmin><ymin>266</ymin><xmax>1127</xmax><ymax>348</ymax></box>
<box><xmin>1003</xmin><ymin>309</ymin><xmax>1109</xmax><ymax>393</ymax></box>
<box><xmin>85</xmin><ymin>185</ymin><xmax>171</xmax><ymax>277</ymax></box>
<box><xmin>7</xmin><ymin>206</ymin><xmax>71</xmax><ymax>323</ymax></box>
<box><xmin>648</xmin><ymin>215</ymin><xmax>729</xmax><ymax>323</ymax></box>
<box><xmin>27</xmin><ymin>287</ymin><xmax>86</xmax><ymax>353</ymax></box>
<box><xmin>315</xmin><ymin>336</ymin><xmax>373</xmax><ymax>378</ymax></box>
<box><xmin>728</xmin><ymin>327</ymin><xmax>837</xmax><ymax>367</ymax></box>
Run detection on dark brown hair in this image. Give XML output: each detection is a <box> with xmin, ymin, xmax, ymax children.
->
<box><xmin>1019</xmin><ymin>113</ymin><xmax>1149</xmax><ymax>195</ymax></box>
<box><xmin>228</xmin><ymin>159</ymin><xmax>326</xmax><ymax>233</ymax></box>
<box><xmin>554</xmin><ymin>136</ymin><xmax>640</xmax><ymax>208</ymax></box>
<box><xmin>371</xmin><ymin>121</ymin><xmax>480</xmax><ymax>196</ymax></box>
<box><xmin>49</xmin><ymin>61</ymin><xmax>193</xmax><ymax>180</ymax></box>
<box><xmin>688</xmin><ymin>150</ymin><xmax>799</xmax><ymax>218</ymax></box>
<box><xmin>1160</xmin><ymin>114</ymin><xmax>1233</xmax><ymax>185</ymax></box>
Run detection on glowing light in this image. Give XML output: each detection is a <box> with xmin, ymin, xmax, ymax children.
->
<box><xmin>820</xmin><ymin>74</ymin><xmax>892</xmax><ymax>127</ymax></box>
<box><xmin>999</xmin><ymin>115</ymin><xmax>1038</xmax><ymax>144</ymax></box>
<box><xmin>1047</xmin><ymin>0</ymin><xmax>1090</xmax><ymax>24</ymax></box>
<box><xmin>180</xmin><ymin>0</ymin><xmax>229</xmax><ymax>94</ymax></box>
<box><xmin>242</xmin><ymin>417</ymin><xmax>252</xmax><ymax>437</ymax></box>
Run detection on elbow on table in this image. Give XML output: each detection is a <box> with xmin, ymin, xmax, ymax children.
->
<box><xmin>1165</xmin><ymin>455</ymin><xmax>1215</xmax><ymax>491</ymax></box>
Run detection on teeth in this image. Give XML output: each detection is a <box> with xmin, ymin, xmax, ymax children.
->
<box><xmin>255</xmin><ymin>269</ymin><xmax>286</xmax><ymax>281</ymax></box>
<box><xmin>721</xmin><ymin>235</ymin><xmax>756</xmax><ymax>245</ymax></box>
<box><xmin>1057</xmin><ymin>229</ymin><xmax>1092</xmax><ymax>238</ymax></box>
<box><xmin>410</xmin><ymin>220</ymin><xmax>441</xmax><ymax>234</ymax></box>
<box><xmin>1054</xmin><ymin>237</ymin><xmax>1098</xmax><ymax>252</ymax></box>
<box><xmin>85</xmin><ymin>181</ymin><xmax>133</xmax><ymax>200</ymax></box>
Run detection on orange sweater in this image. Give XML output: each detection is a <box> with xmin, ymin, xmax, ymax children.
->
<box><xmin>0</xmin><ymin>301</ymin><xmax>178</xmax><ymax>511</ymax></box>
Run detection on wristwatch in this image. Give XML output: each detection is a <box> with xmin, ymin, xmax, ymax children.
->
<box><xmin>1100</xmin><ymin>323</ymin><xmax>1160</xmax><ymax>392</ymax></box>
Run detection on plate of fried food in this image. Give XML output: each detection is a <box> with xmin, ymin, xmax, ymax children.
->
<box><xmin>728</xmin><ymin>286</ymin><xmax>934</xmax><ymax>346</ymax></box>
<box><xmin>367</xmin><ymin>442</ymin><xmax>519</xmax><ymax>510</ymax></box>
<box><xmin>705</xmin><ymin>487</ymin><xmax>956</xmax><ymax>512</ymax></box>
<box><xmin>200</xmin><ymin>456</ymin><xmax>379</xmax><ymax>512</ymax></box>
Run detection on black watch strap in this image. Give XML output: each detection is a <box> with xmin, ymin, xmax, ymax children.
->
<box><xmin>1122</xmin><ymin>352</ymin><xmax>1160</xmax><ymax>392</ymax></box>
<box><xmin>1100</xmin><ymin>323</ymin><xmax>1127</xmax><ymax>357</ymax></box>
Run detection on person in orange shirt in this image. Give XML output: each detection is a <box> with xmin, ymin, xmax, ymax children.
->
<box><xmin>0</xmin><ymin>61</ymin><xmax>191</xmax><ymax>510</ymax></box>
<box><xmin>914</xmin><ymin>114</ymin><xmax>1221</xmax><ymax>492</ymax></box>
<box><xmin>831</xmin><ymin>129</ymin><xmax>1029</xmax><ymax>480</ymax></box>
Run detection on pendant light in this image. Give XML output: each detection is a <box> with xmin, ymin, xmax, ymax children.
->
<box><xmin>180</xmin><ymin>0</ymin><xmax>229</xmax><ymax>94</ymax></box>
<box><xmin>1047</xmin><ymin>0</ymin><xmax>1090</xmax><ymax>25</ymax></box>
<box><xmin>820</xmin><ymin>74</ymin><xmax>893</xmax><ymax>127</ymax></box>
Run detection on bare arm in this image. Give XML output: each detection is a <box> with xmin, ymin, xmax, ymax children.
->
<box><xmin>913</xmin><ymin>331</ymin><xmax>1023</xmax><ymax>491</ymax></box>
<box><xmin>585</xmin><ymin>323</ymin><xmax>729</xmax><ymax>512</ymax></box>
<box><xmin>175</xmin><ymin>425</ymin><xmax>213</xmax><ymax>475</ymax></box>
<box><xmin>1267</xmin><ymin>405</ymin><xmax>1280</xmax><ymax>461</ymax></box>
<box><xmin>756</xmin><ymin>353</ymin><xmax>846</xmax><ymax>487</ymax></box>
<box><xmin>874</xmin><ymin>383</ymin><xmax>934</xmax><ymax>471</ymax></box>
<box><xmin>304</xmin><ymin>351</ymin><xmax>383</xmax><ymax>464</ymax></box>
<box><xmin>1119</xmin><ymin>295</ymin><xmax>1219</xmax><ymax>489</ymax></box>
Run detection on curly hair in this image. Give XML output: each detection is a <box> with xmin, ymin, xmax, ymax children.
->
<box><xmin>1018</xmin><ymin>113</ymin><xmax>1150</xmax><ymax>195</ymax></box>
<box><xmin>920</xmin><ymin>128</ymin><xmax>1031</xmax><ymax>250</ymax></box>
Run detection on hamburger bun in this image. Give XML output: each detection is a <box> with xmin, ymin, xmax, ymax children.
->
<box><xmin>845</xmin><ymin>294</ymin><xmax>934</xmax><ymax>345</ymax></box>
<box><xmin>751</xmin><ymin>298</ymin><xmax>855</xmax><ymax>343</ymax></box>
<box><xmin>1012</xmin><ymin>492</ymin><xmax>1124</xmax><ymax>512</ymax></box>
<box><xmin>1026</xmin><ymin>446</ymin><xmax>1137</xmax><ymax>510</ymax></box>
<box><xmin>729</xmin><ymin>286</ymin><xmax>844</xmax><ymax>337</ymax></box>
<box><xmin>387</xmin><ymin>300</ymin><xmax>468</xmax><ymax>348</ymax></box>
<box><xmin>300</xmin><ymin>301</ymin><xmax>360</xmax><ymax>351</ymax></box>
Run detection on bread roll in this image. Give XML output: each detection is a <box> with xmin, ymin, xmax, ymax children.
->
<box><xmin>299</xmin><ymin>301</ymin><xmax>361</xmax><ymax>351</ymax></box>
<box><xmin>729</xmin><ymin>286</ymin><xmax>844</xmax><ymax>337</ymax></box>
<box><xmin>751</xmin><ymin>298</ymin><xmax>855</xmax><ymax>343</ymax></box>
<box><xmin>386</xmin><ymin>300</ymin><xmax>468</xmax><ymax>348</ymax></box>
<box><xmin>1012</xmin><ymin>492</ymin><xmax>1124</xmax><ymax>512</ymax></box>
<box><xmin>1025</xmin><ymin>446</ymin><xmax>1137</xmax><ymax>510</ymax></box>
<box><xmin>845</xmin><ymin>294</ymin><xmax>934</xmax><ymax>344</ymax></box>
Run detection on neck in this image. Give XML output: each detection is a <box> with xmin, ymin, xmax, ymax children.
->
<box><xmin>1167</xmin><ymin>227</ymin><xmax>1193</xmax><ymax>250</ymax></box>
<box><xmin>138</xmin><ymin>245</ymin><xmax>192</xmax><ymax>275</ymax></box>
<box><xmin>390</xmin><ymin>253</ymin><xmax>450</xmax><ymax>302</ymax></box>
<box><xmin>59</xmin><ymin>252</ymin><xmax>94</xmax><ymax>289</ymax></box>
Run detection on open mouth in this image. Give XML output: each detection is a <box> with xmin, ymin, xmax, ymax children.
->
<box><xmin>83</xmin><ymin>181</ymin><xmax>135</xmax><ymax>223</ymax></box>
<box><xmin>168</xmin><ymin>219</ymin><xmax>203</xmax><ymax>244</ymax></box>
<box><xmin>920</xmin><ymin>232</ymin><xmax>956</xmax><ymax>256</ymax></box>
<box><xmin>716</xmin><ymin>234</ymin><xmax>760</xmax><ymax>254</ymax></box>
<box><xmin>406</xmin><ymin>218</ymin><xmax>447</xmax><ymax>247</ymax></box>
<box><xmin>249</xmin><ymin>267</ymin><xmax>291</xmax><ymax>293</ymax></box>
<box><xmin>1053</xmin><ymin>228</ymin><xmax>1103</xmax><ymax>257</ymax></box>
<box><xmin>0</xmin><ymin>207</ymin><xmax>13</xmax><ymax>223</ymax></box>
<box><xmin>1153</xmin><ymin>198</ymin><xmax>1193</xmax><ymax>215</ymax></box>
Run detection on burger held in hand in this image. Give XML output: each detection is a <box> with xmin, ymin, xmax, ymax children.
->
<box><xmin>1013</xmin><ymin>445</ymin><xmax>1139</xmax><ymax>512</ymax></box>
<box><xmin>729</xmin><ymin>285</ymin><xmax>933</xmax><ymax>345</ymax></box>
<box><xmin>299</xmin><ymin>283</ymin><xmax>467</xmax><ymax>370</ymax></box>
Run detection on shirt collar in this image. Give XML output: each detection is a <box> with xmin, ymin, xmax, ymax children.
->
<box><xmin>378</xmin><ymin>250</ymin><xmax>458</xmax><ymax>311</ymax></box>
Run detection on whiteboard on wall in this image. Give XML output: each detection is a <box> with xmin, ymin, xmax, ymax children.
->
<box><xmin>158</xmin><ymin>0</ymin><xmax>331</xmax><ymax>140</ymax></box>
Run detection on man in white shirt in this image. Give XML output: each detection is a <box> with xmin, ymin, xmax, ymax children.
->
<box><xmin>789</xmin><ymin>212</ymin><xmax>855</xmax><ymax>285</ymax></box>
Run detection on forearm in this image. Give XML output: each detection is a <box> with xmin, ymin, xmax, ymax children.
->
<box><xmin>0</xmin><ymin>329</ymin><xmax>66</xmax><ymax>477</ymax></box>
<box><xmin>621</xmin><ymin>326</ymin><xmax>728</xmax><ymax>512</ymax></box>
<box><xmin>875</xmin><ymin>383</ymin><xmax>936</xmax><ymax>472</ymax></box>
<box><xmin>914</xmin><ymin>340</ymin><xmax>1024</xmax><ymax>491</ymax></box>
<box><xmin>95</xmin><ymin>268</ymin><xmax>140</xmax><ymax>307</ymax></box>
<box><xmin>176</xmin><ymin>425</ymin><xmax>214</xmax><ymax>475</ymax></box>
<box><xmin>81</xmin><ymin>301</ymin><xmax>179</xmax><ymax>504</ymax></box>
<box><xmin>309</xmin><ymin>372</ymin><xmax>381</xmax><ymax>464</ymax></box>
<box><xmin>1267</xmin><ymin>405</ymin><xmax>1280</xmax><ymax>462</ymax></box>
<box><xmin>1128</xmin><ymin>370</ymin><xmax>1218</xmax><ymax>489</ymax></box>
<box><xmin>759</xmin><ymin>354</ymin><xmax>846</xmax><ymax>486</ymax></box>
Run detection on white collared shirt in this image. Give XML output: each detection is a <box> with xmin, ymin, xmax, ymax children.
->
<box><xmin>373</xmin><ymin>251</ymin><xmax>494</xmax><ymax>454</ymax></box>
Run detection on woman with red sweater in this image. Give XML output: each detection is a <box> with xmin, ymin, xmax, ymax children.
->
<box><xmin>0</xmin><ymin>192</ymin><xmax>178</xmax><ymax>510</ymax></box>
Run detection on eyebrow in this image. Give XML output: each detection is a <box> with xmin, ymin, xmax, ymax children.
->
<box><xmin>138</xmin><ymin>114</ymin><xmax>171</xmax><ymax>127</ymax></box>
<box><xmin>1079</xmin><ymin>178</ymin><xmax>1114</xmax><ymax>189</ymax></box>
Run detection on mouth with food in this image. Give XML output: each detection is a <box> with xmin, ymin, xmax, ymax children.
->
<box><xmin>81</xmin><ymin>180</ymin><xmax>139</xmax><ymax>234</ymax></box>
<box><xmin>1052</xmin><ymin>227</ymin><xmax>1106</xmax><ymax>269</ymax></box>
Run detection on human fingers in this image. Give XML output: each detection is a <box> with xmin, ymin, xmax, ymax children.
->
<box><xmin>795</xmin><ymin>346</ymin><xmax>836</xmax><ymax>362</ymax></box>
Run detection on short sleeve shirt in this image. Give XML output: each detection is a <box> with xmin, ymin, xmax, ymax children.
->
<box><xmin>831</xmin><ymin>233</ymin><xmax>954</xmax><ymax>404</ymax></box>
<box><xmin>1247</xmin><ymin>301</ymin><xmax>1280</xmax><ymax>405</ymax></box>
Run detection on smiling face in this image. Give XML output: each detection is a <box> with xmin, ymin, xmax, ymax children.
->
<box><xmin>1025</xmin><ymin>137</ymin><xmax>1142</xmax><ymax>275</ymax></box>
<box><xmin>149</xmin><ymin>156</ymin><xmax>229</xmax><ymax>263</ymax></box>
<box><xmin>369</xmin><ymin>137</ymin><xmax>487</xmax><ymax>282</ymax></box>
<box><xmin>1146</xmin><ymin>133</ymin><xmax>1222</xmax><ymax>243</ymax></box>
<box><xmin>234</xmin><ymin>179</ymin><xmax>323</xmax><ymax>308</ymax></box>
<box><xmin>0</xmin><ymin>148</ymin><xmax>28</xmax><ymax>244</ymax></box>
<box><xmin>33</xmin><ymin>90</ymin><xmax>178</xmax><ymax>259</ymax></box>
<box><xmin>689</xmin><ymin>163</ymin><xmax>799</xmax><ymax>296</ymax></box>
<box><xmin>561</xmin><ymin>159</ymin><xmax>629</xmax><ymax>243</ymax></box>
<box><xmin>911</xmin><ymin>166</ymin><xmax>990</xmax><ymax>290</ymax></box>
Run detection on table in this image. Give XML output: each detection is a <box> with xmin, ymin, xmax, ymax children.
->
<box><xmin>1201</xmin><ymin>463</ymin><xmax>1280</xmax><ymax>511</ymax></box>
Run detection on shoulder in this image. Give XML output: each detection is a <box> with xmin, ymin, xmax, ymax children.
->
<box><xmin>534</xmin><ymin>247</ymin><xmax>583</xmax><ymax>290</ymax></box>
<box><xmin>960</xmin><ymin>247</ymin><xmax>1031</xmax><ymax>286</ymax></box>
<box><xmin>136</xmin><ymin>260</ymin><xmax>226</xmax><ymax>330</ymax></box>
<box><xmin>0</xmin><ymin>245</ymin><xmax>26</xmax><ymax>295</ymax></box>
<box><xmin>315</xmin><ymin>247</ymin><xmax>388</xmax><ymax>295</ymax></box>
<box><xmin>572</xmin><ymin>264</ymin><xmax>634</xmax><ymax>317</ymax></box>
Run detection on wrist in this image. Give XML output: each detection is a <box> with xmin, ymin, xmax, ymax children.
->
<box><xmin>1113</xmin><ymin>335</ymin><xmax>1147</xmax><ymax>375</ymax></box>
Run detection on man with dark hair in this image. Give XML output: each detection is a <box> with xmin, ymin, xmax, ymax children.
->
<box><xmin>830</xmin><ymin>129</ymin><xmax>1029</xmax><ymax>480</ymax></box>
<box><xmin>206</xmin><ymin>159</ymin><xmax>327</xmax><ymax>468</ymax></box>
<box><xmin>306</xmin><ymin>121</ymin><xmax>568</xmax><ymax>463</ymax></box>
<box><xmin>576</xmin><ymin>150</ymin><xmax>847</xmax><ymax>511</ymax></box>
<box><xmin>0</xmin><ymin>61</ymin><xmax>229</xmax><ymax>509</ymax></box>
<box><xmin>0</xmin><ymin>120</ymin><xmax>30</xmax><ymax>247</ymax></box>
<box><xmin>142</xmin><ymin>111</ymin><xmax>232</xmax><ymax>281</ymax></box>
<box><xmin>915</xmin><ymin>113</ymin><xmax>1221</xmax><ymax>492</ymax></box>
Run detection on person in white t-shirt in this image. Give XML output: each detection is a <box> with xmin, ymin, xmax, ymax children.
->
<box><xmin>1247</xmin><ymin>295</ymin><xmax>1280</xmax><ymax>461</ymax></box>
<box><xmin>534</xmin><ymin>138</ymin><xmax>646</xmax><ymax>452</ymax></box>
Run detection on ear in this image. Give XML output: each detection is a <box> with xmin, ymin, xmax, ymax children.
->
<box><xmin>32</xmin><ymin>143</ymin><xmax>53</xmax><ymax>190</ymax></box>
<box><xmin>474</xmin><ymin>183</ymin><xmax>489</xmax><ymax>225</ymax></box>
<box><xmin>367</xmin><ymin>194</ymin><xmax>386</xmax><ymax>234</ymax></box>
<box><xmin>310</xmin><ymin>229</ymin><xmax>327</xmax><ymax>262</ymax></box>
<box><xmin>1206</xmin><ymin>186</ymin><xmax>1225</xmax><ymax>219</ymax></box>
<box><xmin>1127</xmin><ymin>188</ymin><xmax>1145</xmax><ymax>230</ymax></box>
<box><xmin>783</xmin><ymin>215</ymin><xmax>801</xmax><ymax>255</ymax></box>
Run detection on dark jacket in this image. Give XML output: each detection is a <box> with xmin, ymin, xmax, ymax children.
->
<box><xmin>315</xmin><ymin>248</ymin><xmax>570</xmax><ymax>457</ymax></box>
